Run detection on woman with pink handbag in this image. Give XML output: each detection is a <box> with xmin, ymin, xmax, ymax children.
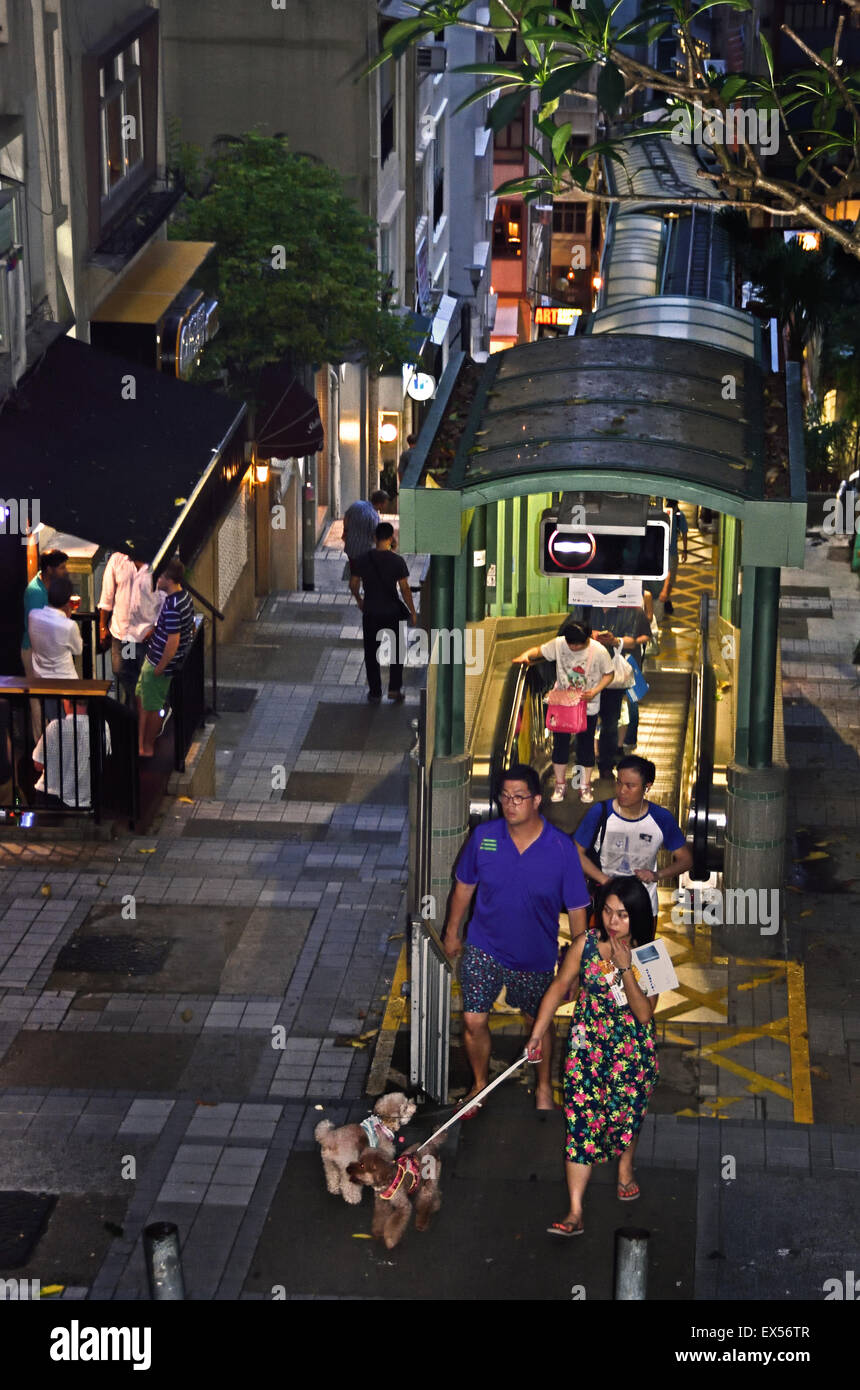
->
<box><xmin>513</xmin><ymin>622</ymin><xmax>614</xmax><ymax>804</ymax></box>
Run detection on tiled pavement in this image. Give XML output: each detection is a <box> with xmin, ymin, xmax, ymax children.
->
<box><xmin>0</xmin><ymin>540</ymin><xmax>424</xmax><ymax>1298</ymax></box>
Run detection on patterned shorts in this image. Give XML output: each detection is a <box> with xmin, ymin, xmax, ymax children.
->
<box><xmin>460</xmin><ymin>944</ymin><xmax>554</xmax><ymax>1018</ymax></box>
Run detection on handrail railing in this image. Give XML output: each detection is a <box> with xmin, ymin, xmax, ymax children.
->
<box><xmin>170</xmin><ymin>616</ymin><xmax>206</xmax><ymax>773</ymax></box>
<box><xmin>686</xmin><ymin>592</ymin><xmax>715</xmax><ymax>878</ymax></box>
<box><xmin>0</xmin><ymin>678</ymin><xmax>137</xmax><ymax>828</ymax></box>
<box><xmin>184</xmin><ymin>582</ymin><xmax>224</xmax><ymax>715</ymax></box>
<box><xmin>501</xmin><ymin>663</ymin><xmax>529</xmax><ymax>769</ymax></box>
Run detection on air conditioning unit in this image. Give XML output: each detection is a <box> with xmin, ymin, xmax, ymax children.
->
<box><xmin>417</xmin><ymin>45</ymin><xmax>446</xmax><ymax>73</ymax></box>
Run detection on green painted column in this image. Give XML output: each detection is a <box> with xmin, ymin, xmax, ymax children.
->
<box><xmin>486</xmin><ymin>500</ymin><xmax>498</xmax><ymax>616</ymax></box>
<box><xmin>748</xmin><ymin>565</ymin><xmax>780</xmax><ymax>769</ymax></box>
<box><xmin>451</xmin><ymin>545</ymin><xmax>468</xmax><ymax>756</ymax></box>
<box><xmin>502</xmin><ymin>498</ymin><xmax>515</xmax><ymax>614</ymax></box>
<box><xmin>516</xmin><ymin>495</ymin><xmax>529</xmax><ymax>615</ymax></box>
<box><xmin>726</xmin><ymin>562</ymin><xmax>787</xmax><ymax>887</ymax></box>
<box><xmin>432</xmin><ymin>554</ymin><xmax>454</xmax><ymax>757</ymax></box>
<box><xmin>717</xmin><ymin>514</ymin><xmax>728</xmax><ymax>621</ymax></box>
<box><xmin>467</xmin><ymin>505</ymin><xmax>487</xmax><ymax>623</ymax></box>
<box><xmin>719</xmin><ymin>513</ymin><xmax>740</xmax><ymax>627</ymax></box>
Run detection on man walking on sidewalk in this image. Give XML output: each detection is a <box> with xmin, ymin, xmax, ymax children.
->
<box><xmin>349</xmin><ymin>523</ymin><xmax>417</xmax><ymax>703</ymax></box>
<box><xmin>442</xmin><ymin>764</ymin><xmax>590</xmax><ymax>1113</ymax></box>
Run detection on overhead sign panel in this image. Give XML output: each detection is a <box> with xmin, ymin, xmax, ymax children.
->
<box><xmin>539</xmin><ymin>512</ymin><xmax>669</xmax><ymax>580</ymax></box>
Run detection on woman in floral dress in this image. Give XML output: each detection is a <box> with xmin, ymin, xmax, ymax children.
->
<box><xmin>526</xmin><ymin>876</ymin><xmax>659</xmax><ymax>1235</ymax></box>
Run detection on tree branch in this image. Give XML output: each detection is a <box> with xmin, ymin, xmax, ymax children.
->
<box><xmin>782</xmin><ymin>22</ymin><xmax>860</xmax><ymax>137</ymax></box>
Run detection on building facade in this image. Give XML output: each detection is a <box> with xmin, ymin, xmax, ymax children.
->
<box><xmin>160</xmin><ymin>0</ymin><xmax>496</xmax><ymax>522</ymax></box>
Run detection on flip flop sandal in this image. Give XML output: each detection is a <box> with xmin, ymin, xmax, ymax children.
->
<box><xmin>455</xmin><ymin>1098</ymin><xmax>483</xmax><ymax>1120</ymax></box>
<box><xmin>547</xmin><ymin>1220</ymin><xmax>584</xmax><ymax>1237</ymax></box>
<box><xmin>617</xmin><ymin>1180</ymin><xmax>640</xmax><ymax>1201</ymax></box>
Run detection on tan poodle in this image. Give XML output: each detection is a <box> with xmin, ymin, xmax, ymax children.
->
<box><xmin>346</xmin><ymin>1140</ymin><xmax>443</xmax><ymax>1249</ymax></box>
<box><xmin>314</xmin><ymin>1092</ymin><xmax>417</xmax><ymax>1205</ymax></box>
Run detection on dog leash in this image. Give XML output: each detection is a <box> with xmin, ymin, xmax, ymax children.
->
<box><xmin>416</xmin><ymin>1051</ymin><xmax>534</xmax><ymax>1153</ymax></box>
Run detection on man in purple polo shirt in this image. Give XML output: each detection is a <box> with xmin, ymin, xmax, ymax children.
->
<box><xmin>442</xmin><ymin>763</ymin><xmax>590</xmax><ymax>1114</ymax></box>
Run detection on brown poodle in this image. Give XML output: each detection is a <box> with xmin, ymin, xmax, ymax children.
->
<box><xmin>314</xmin><ymin>1092</ymin><xmax>417</xmax><ymax>1205</ymax></box>
<box><xmin>346</xmin><ymin>1140</ymin><xmax>443</xmax><ymax>1249</ymax></box>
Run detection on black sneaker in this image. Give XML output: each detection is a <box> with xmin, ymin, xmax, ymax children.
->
<box><xmin>367</xmin><ymin>693</ymin><xmax>382</xmax><ymax>704</ymax></box>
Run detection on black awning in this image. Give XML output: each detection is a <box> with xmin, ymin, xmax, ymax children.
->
<box><xmin>0</xmin><ymin>335</ymin><xmax>246</xmax><ymax>563</ymax></box>
<box><xmin>254</xmin><ymin>363</ymin><xmax>324</xmax><ymax>461</ymax></box>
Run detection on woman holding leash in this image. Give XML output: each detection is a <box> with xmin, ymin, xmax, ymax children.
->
<box><xmin>526</xmin><ymin>876</ymin><xmax>659</xmax><ymax>1237</ymax></box>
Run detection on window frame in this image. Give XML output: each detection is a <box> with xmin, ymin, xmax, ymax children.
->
<box><xmin>82</xmin><ymin>7</ymin><xmax>159</xmax><ymax>252</ymax></box>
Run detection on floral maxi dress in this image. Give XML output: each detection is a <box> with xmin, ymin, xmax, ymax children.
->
<box><xmin>563</xmin><ymin>930</ymin><xmax>658</xmax><ymax>1164</ymax></box>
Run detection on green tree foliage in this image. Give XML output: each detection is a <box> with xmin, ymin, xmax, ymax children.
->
<box><xmin>169</xmin><ymin>132</ymin><xmax>415</xmax><ymax>398</ymax></box>
<box><xmin>744</xmin><ymin>237</ymin><xmax>837</xmax><ymax>361</ymax></box>
<box><xmin>373</xmin><ymin>1</ymin><xmax>860</xmax><ymax>262</ymax></box>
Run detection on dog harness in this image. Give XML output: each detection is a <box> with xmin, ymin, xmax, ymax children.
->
<box><xmin>379</xmin><ymin>1154</ymin><xmax>421</xmax><ymax>1201</ymax></box>
<box><xmin>359</xmin><ymin>1115</ymin><xmax>395</xmax><ymax>1149</ymax></box>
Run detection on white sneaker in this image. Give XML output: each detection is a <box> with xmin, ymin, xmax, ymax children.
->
<box><xmin>550</xmin><ymin>784</ymin><xmax>566</xmax><ymax>803</ymax></box>
<box><xmin>580</xmin><ymin>782</ymin><xmax>595</xmax><ymax>804</ymax></box>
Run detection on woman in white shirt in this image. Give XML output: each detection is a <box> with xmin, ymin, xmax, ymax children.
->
<box><xmin>27</xmin><ymin>576</ymin><xmax>82</xmax><ymax>680</ymax></box>
<box><xmin>513</xmin><ymin>621</ymin><xmax>614</xmax><ymax>805</ymax></box>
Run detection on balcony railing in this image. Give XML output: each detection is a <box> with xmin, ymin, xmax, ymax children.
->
<box><xmin>0</xmin><ymin>679</ymin><xmax>137</xmax><ymax>828</ymax></box>
<box><xmin>1</xmin><ymin>615</ymin><xmax>208</xmax><ymax>829</ymax></box>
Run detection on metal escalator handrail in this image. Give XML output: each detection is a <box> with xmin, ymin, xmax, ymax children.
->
<box><xmin>502</xmin><ymin>662</ymin><xmax>529</xmax><ymax>769</ymax></box>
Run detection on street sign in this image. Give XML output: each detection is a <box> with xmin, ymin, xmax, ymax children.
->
<box><xmin>539</xmin><ymin>515</ymin><xmax>669</xmax><ymax>579</ymax></box>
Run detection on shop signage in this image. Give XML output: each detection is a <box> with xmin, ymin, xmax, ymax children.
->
<box><xmin>534</xmin><ymin>305</ymin><xmax>582</xmax><ymax>326</ymax></box>
<box><xmin>161</xmin><ymin>290</ymin><xmax>219</xmax><ymax>379</ymax></box>
<box><xmin>406</xmin><ymin>371</ymin><xmax>436</xmax><ymax>401</ymax></box>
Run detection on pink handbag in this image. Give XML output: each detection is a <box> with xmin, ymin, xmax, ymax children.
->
<box><xmin>545</xmin><ymin>689</ymin><xmax>587</xmax><ymax>734</ymax></box>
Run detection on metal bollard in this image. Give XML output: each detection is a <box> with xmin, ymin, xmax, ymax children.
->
<box><xmin>144</xmin><ymin>1222</ymin><xmax>186</xmax><ymax>1300</ymax></box>
<box><xmin>614</xmin><ymin>1227</ymin><xmax>649</xmax><ymax>1300</ymax></box>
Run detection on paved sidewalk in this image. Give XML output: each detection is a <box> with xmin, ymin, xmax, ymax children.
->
<box><xmin>0</xmin><ymin>538</ymin><xmax>424</xmax><ymax>1298</ymax></box>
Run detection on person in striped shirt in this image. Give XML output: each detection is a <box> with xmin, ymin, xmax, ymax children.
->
<box><xmin>136</xmin><ymin>557</ymin><xmax>195</xmax><ymax>757</ymax></box>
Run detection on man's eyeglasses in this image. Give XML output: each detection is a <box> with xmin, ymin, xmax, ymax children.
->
<box><xmin>498</xmin><ymin>792</ymin><xmax>532</xmax><ymax>805</ymax></box>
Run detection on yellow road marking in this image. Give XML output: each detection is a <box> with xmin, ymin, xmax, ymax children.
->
<box><xmin>380</xmin><ymin>945</ymin><xmax>408</xmax><ymax>1033</ymax></box>
<box><xmin>697</xmin><ymin>1051</ymin><xmax>793</xmax><ymax>1100</ymax></box>
<box><xmin>786</xmin><ymin>960</ymin><xmax>814</xmax><ymax>1125</ymax></box>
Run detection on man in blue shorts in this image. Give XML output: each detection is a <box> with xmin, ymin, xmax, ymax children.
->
<box><xmin>442</xmin><ymin>764</ymin><xmax>590</xmax><ymax>1113</ymax></box>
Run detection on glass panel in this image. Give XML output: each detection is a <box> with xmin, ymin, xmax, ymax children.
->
<box><xmin>104</xmin><ymin>93</ymin><xmax>124</xmax><ymax>189</ymax></box>
<box><xmin>124</xmin><ymin>75</ymin><xmax>143</xmax><ymax>169</ymax></box>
